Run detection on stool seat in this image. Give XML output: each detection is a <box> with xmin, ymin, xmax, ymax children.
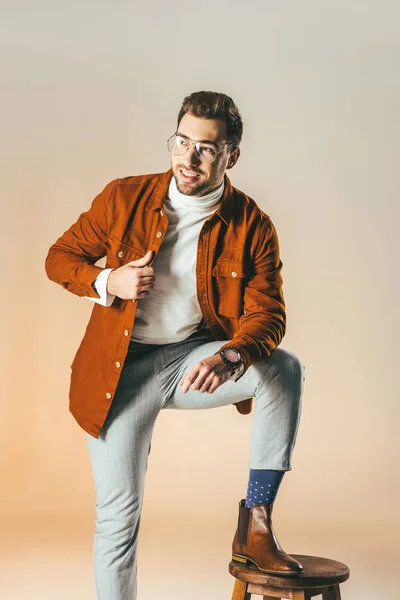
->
<box><xmin>229</xmin><ymin>554</ymin><xmax>350</xmax><ymax>599</ymax></box>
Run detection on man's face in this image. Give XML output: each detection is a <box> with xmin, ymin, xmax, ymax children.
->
<box><xmin>171</xmin><ymin>112</ymin><xmax>239</xmax><ymax>197</ymax></box>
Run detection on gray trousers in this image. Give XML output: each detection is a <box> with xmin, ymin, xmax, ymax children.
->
<box><xmin>86</xmin><ymin>328</ymin><xmax>305</xmax><ymax>600</ymax></box>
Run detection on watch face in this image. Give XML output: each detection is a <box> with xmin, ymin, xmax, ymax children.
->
<box><xmin>224</xmin><ymin>348</ymin><xmax>241</xmax><ymax>363</ymax></box>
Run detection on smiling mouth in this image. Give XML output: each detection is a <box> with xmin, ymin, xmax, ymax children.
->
<box><xmin>179</xmin><ymin>168</ymin><xmax>201</xmax><ymax>180</ymax></box>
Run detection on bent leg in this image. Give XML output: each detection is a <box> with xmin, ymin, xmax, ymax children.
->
<box><xmin>156</xmin><ymin>339</ymin><xmax>304</xmax><ymax>471</ymax></box>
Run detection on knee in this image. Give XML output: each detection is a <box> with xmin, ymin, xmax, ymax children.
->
<box><xmin>265</xmin><ymin>348</ymin><xmax>305</xmax><ymax>383</ymax></box>
<box><xmin>95</xmin><ymin>489</ymin><xmax>142</xmax><ymax>538</ymax></box>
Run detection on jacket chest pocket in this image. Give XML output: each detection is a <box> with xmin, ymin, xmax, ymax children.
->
<box><xmin>212</xmin><ymin>261</ymin><xmax>248</xmax><ymax>318</ymax></box>
<box><xmin>105</xmin><ymin>235</ymin><xmax>143</xmax><ymax>269</ymax></box>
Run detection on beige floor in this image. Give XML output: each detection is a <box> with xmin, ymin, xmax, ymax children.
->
<box><xmin>1</xmin><ymin>514</ymin><xmax>396</xmax><ymax>599</ymax></box>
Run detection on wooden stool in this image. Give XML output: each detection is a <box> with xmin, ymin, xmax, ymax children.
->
<box><xmin>229</xmin><ymin>554</ymin><xmax>350</xmax><ymax>599</ymax></box>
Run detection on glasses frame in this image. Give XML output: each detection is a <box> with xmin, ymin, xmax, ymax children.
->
<box><xmin>167</xmin><ymin>132</ymin><xmax>235</xmax><ymax>163</ymax></box>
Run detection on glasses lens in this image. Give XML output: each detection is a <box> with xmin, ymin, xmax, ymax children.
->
<box><xmin>168</xmin><ymin>134</ymin><xmax>189</xmax><ymax>155</ymax></box>
<box><xmin>196</xmin><ymin>143</ymin><xmax>217</xmax><ymax>163</ymax></box>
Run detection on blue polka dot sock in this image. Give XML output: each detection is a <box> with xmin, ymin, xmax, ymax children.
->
<box><xmin>244</xmin><ymin>469</ymin><xmax>285</xmax><ymax>508</ymax></box>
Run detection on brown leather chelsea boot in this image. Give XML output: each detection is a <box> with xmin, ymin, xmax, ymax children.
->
<box><xmin>232</xmin><ymin>499</ymin><xmax>303</xmax><ymax>575</ymax></box>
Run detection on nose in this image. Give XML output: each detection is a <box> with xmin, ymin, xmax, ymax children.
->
<box><xmin>182</xmin><ymin>144</ymin><xmax>200</xmax><ymax>167</ymax></box>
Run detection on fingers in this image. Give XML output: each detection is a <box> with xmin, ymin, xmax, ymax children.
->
<box><xmin>196</xmin><ymin>373</ymin><xmax>223</xmax><ymax>394</ymax></box>
<box><xmin>179</xmin><ymin>363</ymin><xmax>207</xmax><ymax>393</ymax></box>
<box><xmin>138</xmin><ymin>280</ymin><xmax>154</xmax><ymax>290</ymax></box>
<box><xmin>199</xmin><ymin>369</ymin><xmax>229</xmax><ymax>393</ymax></box>
<box><xmin>179</xmin><ymin>371</ymin><xmax>199</xmax><ymax>394</ymax></box>
<box><xmin>190</xmin><ymin>371</ymin><xmax>213</xmax><ymax>393</ymax></box>
<box><xmin>130</xmin><ymin>273</ymin><xmax>155</xmax><ymax>301</ymax></box>
<box><xmin>125</xmin><ymin>262</ymin><xmax>155</xmax><ymax>278</ymax></box>
<box><xmin>180</xmin><ymin>372</ymin><xmax>223</xmax><ymax>394</ymax></box>
<box><xmin>127</xmin><ymin>250</ymin><xmax>154</xmax><ymax>267</ymax></box>
<box><xmin>206</xmin><ymin>377</ymin><xmax>224</xmax><ymax>394</ymax></box>
<box><xmin>131</xmin><ymin>284</ymin><xmax>154</xmax><ymax>301</ymax></box>
<box><xmin>179</xmin><ymin>363</ymin><xmax>227</xmax><ymax>394</ymax></box>
<box><xmin>136</xmin><ymin>275</ymin><xmax>155</xmax><ymax>286</ymax></box>
<box><xmin>138</xmin><ymin>266</ymin><xmax>155</xmax><ymax>277</ymax></box>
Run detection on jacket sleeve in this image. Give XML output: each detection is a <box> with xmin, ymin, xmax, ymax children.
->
<box><xmin>219</xmin><ymin>215</ymin><xmax>286</xmax><ymax>379</ymax></box>
<box><xmin>44</xmin><ymin>179</ymin><xmax>117</xmax><ymax>298</ymax></box>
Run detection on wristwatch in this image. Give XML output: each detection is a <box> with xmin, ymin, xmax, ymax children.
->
<box><xmin>219</xmin><ymin>347</ymin><xmax>243</xmax><ymax>374</ymax></box>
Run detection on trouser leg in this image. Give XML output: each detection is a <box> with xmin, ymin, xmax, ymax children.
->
<box><xmin>84</xmin><ymin>329</ymin><xmax>305</xmax><ymax>599</ymax></box>
<box><xmin>246</xmin><ymin>348</ymin><xmax>304</xmax><ymax>470</ymax></box>
<box><xmin>155</xmin><ymin>335</ymin><xmax>305</xmax><ymax>471</ymax></box>
<box><xmin>86</xmin><ymin>351</ymin><xmax>163</xmax><ymax>600</ymax></box>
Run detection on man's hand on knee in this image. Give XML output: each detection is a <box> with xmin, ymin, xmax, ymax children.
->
<box><xmin>178</xmin><ymin>355</ymin><xmax>232</xmax><ymax>394</ymax></box>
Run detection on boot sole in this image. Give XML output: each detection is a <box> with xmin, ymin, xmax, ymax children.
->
<box><xmin>232</xmin><ymin>553</ymin><xmax>303</xmax><ymax>575</ymax></box>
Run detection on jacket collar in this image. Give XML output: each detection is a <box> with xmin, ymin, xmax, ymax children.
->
<box><xmin>145</xmin><ymin>168</ymin><xmax>234</xmax><ymax>226</ymax></box>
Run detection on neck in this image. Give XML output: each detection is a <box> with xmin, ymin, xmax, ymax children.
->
<box><xmin>168</xmin><ymin>176</ymin><xmax>224</xmax><ymax>211</ymax></box>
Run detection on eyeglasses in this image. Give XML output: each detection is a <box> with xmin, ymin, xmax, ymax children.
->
<box><xmin>167</xmin><ymin>133</ymin><xmax>234</xmax><ymax>164</ymax></box>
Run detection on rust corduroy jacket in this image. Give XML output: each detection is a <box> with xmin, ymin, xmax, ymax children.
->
<box><xmin>45</xmin><ymin>169</ymin><xmax>286</xmax><ymax>438</ymax></box>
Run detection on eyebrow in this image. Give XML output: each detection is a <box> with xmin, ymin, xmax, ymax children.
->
<box><xmin>176</xmin><ymin>132</ymin><xmax>220</xmax><ymax>149</ymax></box>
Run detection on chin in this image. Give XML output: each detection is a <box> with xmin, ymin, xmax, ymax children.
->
<box><xmin>174</xmin><ymin>174</ymin><xmax>209</xmax><ymax>197</ymax></box>
<box><xmin>176</xmin><ymin>183</ymin><xmax>209</xmax><ymax>196</ymax></box>
<box><xmin>176</xmin><ymin>182</ymin><xmax>207</xmax><ymax>197</ymax></box>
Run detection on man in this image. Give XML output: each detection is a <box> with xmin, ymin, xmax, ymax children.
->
<box><xmin>45</xmin><ymin>91</ymin><xmax>305</xmax><ymax>600</ymax></box>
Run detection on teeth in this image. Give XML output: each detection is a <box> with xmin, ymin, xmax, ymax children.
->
<box><xmin>181</xmin><ymin>169</ymin><xmax>198</xmax><ymax>178</ymax></box>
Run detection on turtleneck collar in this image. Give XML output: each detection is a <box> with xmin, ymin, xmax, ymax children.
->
<box><xmin>167</xmin><ymin>174</ymin><xmax>225</xmax><ymax>212</ymax></box>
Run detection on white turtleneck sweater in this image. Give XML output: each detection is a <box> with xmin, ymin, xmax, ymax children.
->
<box><xmin>86</xmin><ymin>176</ymin><xmax>224</xmax><ymax>344</ymax></box>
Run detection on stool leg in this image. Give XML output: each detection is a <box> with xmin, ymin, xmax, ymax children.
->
<box><xmin>232</xmin><ymin>578</ymin><xmax>251</xmax><ymax>600</ymax></box>
<box><xmin>322</xmin><ymin>585</ymin><xmax>341</xmax><ymax>600</ymax></box>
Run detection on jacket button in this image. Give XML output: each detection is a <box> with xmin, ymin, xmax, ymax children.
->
<box><xmin>115</xmin><ymin>361</ymin><xmax>121</xmax><ymax>368</ymax></box>
<box><xmin>117</xmin><ymin>250</ymin><xmax>124</xmax><ymax>257</ymax></box>
<box><xmin>231</xmin><ymin>271</ymin><xmax>237</xmax><ymax>277</ymax></box>
<box><xmin>106</xmin><ymin>392</ymin><xmax>112</xmax><ymax>399</ymax></box>
<box><xmin>124</xmin><ymin>329</ymin><xmax>129</xmax><ymax>336</ymax></box>
<box><xmin>156</xmin><ymin>231</ymin><xmax>163</xmax><ymax>238</ymax></box>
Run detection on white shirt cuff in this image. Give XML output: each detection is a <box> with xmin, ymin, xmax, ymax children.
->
<box><xmin>84</xmin><ymin>268</ymin><xmax>116</xmax><ymax>307</ymax></box>
<box><xmin>230</xmin><ymin>362</ymin><xmax>245</xmax><ymax>382</ymax></box>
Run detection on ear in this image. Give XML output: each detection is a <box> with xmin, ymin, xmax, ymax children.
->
<box><xmin>226</xmin><ymin>147</ymin><xmax>240</xmax><ymax>170</ymax></box>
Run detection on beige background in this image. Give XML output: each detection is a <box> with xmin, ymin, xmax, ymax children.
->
<box><xmin>1</xmin><ymin>1</ymin><xmax>399</xmax><ymax>598</ymax></box>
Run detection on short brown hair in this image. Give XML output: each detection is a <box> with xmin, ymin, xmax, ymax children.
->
<box><xmin>177</xmin><ymin>91</ymin><xmax>243</xmax><ymax>148</ymax></box>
